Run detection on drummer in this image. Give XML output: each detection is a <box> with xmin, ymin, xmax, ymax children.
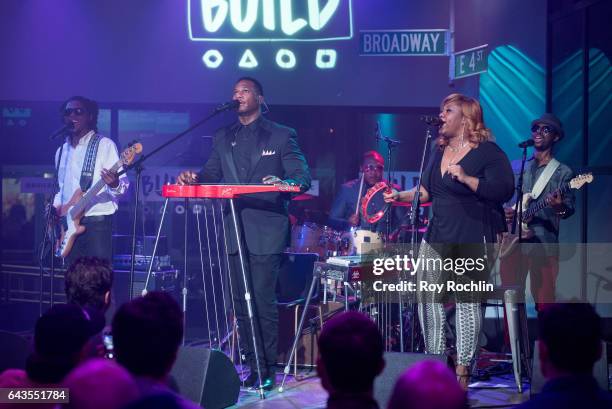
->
<box><xmin>328</xmin><ymin>151</ymin><xmax>406</xmax><ymax>235</ymax></box>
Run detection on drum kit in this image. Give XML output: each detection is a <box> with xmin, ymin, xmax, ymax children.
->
<box><xmin>287</xmin><ymin>200</ymin><xmax>430</xmax><ymax>257</ymax></box>
<box><xmin>288</xmin><ymin>223</ymin><xmax>384</xmax><ymax>257</ymax></box>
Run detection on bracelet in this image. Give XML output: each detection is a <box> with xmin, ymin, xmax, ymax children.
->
<box><xmin>555</xmin><ymin>208</ymin><xmax>566</xmax><ymax>216</ymax></box>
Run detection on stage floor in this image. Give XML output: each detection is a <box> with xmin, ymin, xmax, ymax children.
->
<box><xmin>232</xmin><ymin>366</ymin><xmax>531</xmax><ymax>409</ymax></box>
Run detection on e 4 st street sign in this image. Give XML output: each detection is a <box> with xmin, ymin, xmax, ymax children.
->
<box><xmin>452</xmin><ymin>44</ymin><xmax>489</xmax><ymax>79</ymax></box>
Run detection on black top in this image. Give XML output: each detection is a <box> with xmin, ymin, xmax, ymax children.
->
<box><xmin>232</xmin><ymin>116</ymin><xmax>262</xmax><ymax>181</ymax></box>
<box><xmin>197</xmin><ymin>116</ymin><xmax>311</xmax><ymax>255</ymax></box>
<box><xmin>422</xmin><ymin>141</ymin><xmax>514</xmax><ymax>244</ymax></box>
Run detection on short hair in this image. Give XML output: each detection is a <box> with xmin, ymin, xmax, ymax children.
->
<box><xmin>65</xmin><ymin>257</ymin><xmax>113</xmax><ymax>311</ymax></box>
<box><xmin>318</xmin><ymin>311</ymin><xmax>383</xmax><ymax>393</ymax></box>
<box><xmin>538</xmin><ymin>303</ymin><xmax>602</xmax><ymax>374</ymax></box>
<box><xmin>112</xmin><ymin>292</ymin><xmax>183</xmax><ymax>379</ymax></box>
<box><xmin>236</xmin><ymin>76</ymin><xmax>264</xmax><ymax>96</ymax></box>
<box><xmin>363</xmin><ymin>150</ymin><xmax>384</xmax><ymax>166</ymax></box>
<box><xmin>60</xmin><ymin>95</ymin><xmax>99</xmax><ymax>131</ymax></box>
<box><xmin>388</xmin><ymin>360</ymin><xmax>467</xmax><ymax>409</ymax></box>
<box><xmin>438</xmin><ymin>93</ymin><xmax>492</xmax><ymax>148</ymax></box>
<box><xmin>26</xmin><ymin>304</ymin><xmax>96</xmax><ymax>383</ymax></box>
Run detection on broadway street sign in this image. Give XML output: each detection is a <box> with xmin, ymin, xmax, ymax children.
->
<box><xmin>359</xmin><ymin>29</ymin><xmax>448</xmax><ymax>56</ymax></box>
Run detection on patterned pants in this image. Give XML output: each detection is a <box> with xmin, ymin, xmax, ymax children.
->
<box><xmin>416</xmin><ymin>240</ymin><xmax>483</xmax><ymax>367</ymax></box>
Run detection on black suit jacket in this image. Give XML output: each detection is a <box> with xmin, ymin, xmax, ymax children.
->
<box><xmin>197</xmin><ymin>117</ymin><xmax>311</xmax><ymax>255</ymax></box>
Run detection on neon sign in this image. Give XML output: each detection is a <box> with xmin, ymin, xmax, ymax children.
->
<box><xmin>188</xmin><ymin>0</ymin><xmax>352</xmax><ymax>70</ymax></box>
<box><xmin>189</xmin><ymin>0</ymin><xmax>352</xmax><ymax>41</ymax></box>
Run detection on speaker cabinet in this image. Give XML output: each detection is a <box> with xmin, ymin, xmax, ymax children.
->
<box><xmin>170</xmin><ymin>346</ymin><xmax>240</xmax><ymax>409</ymax></box>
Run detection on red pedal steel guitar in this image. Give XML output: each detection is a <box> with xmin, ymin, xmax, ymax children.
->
<box><xmin>54</xmin><ymin>143</ymin><xmax>143</xmax><ymax>258</ymax></box>
<box><xmin>162</xmin><ymin>183</ymin><xmax>301</xmax><ymax>199</ymax></box>
<box><xmin>499</xmin><ymin>173</ymin><xmax>593</xmax><ymax>258</ymax></box>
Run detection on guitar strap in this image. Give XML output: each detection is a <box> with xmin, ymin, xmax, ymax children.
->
<box><xmin>530</xmin><ymin>158</ymin><xmax>560</xmax><ymax>200</ymax></box>
<box><xmin>79</xmin><ymin>132</ymin><xmax>102</xmax><ymax>192</ymax></box>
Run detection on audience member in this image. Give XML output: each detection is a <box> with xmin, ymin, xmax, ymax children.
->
<box><xmin>112</xmin><ymin>291</ymin><xmax>199</xmax><ymax>409</ymax></box>
<box><xmin>317</xmin><ymin>311</ymin><xmax>385</xmax><ymax>409</ymax></box>
<box><xmin>63</xmin><ymin>358</ymin><xmax>139</xmax><ymax>409</ymax></box>
<box><xmin>65</xmin><ymin>256</ymin><xmax>113</xmax><ymax>335</ymax></box>
<box><xmin>387</xmin><ymin>360</ymin><xmax>467</xmax><ymax>409</ymax></box>
<box><xmin>121</xmin><ymin>393</ymin><xmax>184</xmax><ymax>409</ymax></box>
<box><xmin>65</xmin><ymin>256</ymin><xmax>113</xmax><ymax>311</ymax></box>
<box><xmin>516</xmin><ymin>303</ymin><xmax>611</xmax><ymax>409</ymax></box>
<box><xmin>0</xmin><ymin>304</ymin><xmax>96</xmax><ymax>408</ymax></box>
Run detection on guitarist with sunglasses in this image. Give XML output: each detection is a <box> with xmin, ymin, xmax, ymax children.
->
<box><xmin>500</xmin><ymin>113</ymin><xmax>575</xmax><ymax>310</ymax></box>
<box><xmin>50</xmin><ymin>96</ymin><xmax>129</xmax><ymax>266</ymax></box>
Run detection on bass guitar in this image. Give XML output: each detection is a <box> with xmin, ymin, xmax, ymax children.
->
<box><xmin>53</xmin><ymin>142</ymin><xmax>143</xmax><ymax>258</ymax></box>
<box><xmin>499</xmin><ymin>173</ymin><xmax>592</xmax><ymax>258</ymax></box>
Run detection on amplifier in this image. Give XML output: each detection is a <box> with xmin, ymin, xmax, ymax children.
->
<box><xmin>1</xmin><ymin>264</ymin><xmax>177</xmax><ymax>307</ymax></box>
<box><xmin>112</xmin><ymin>268</ymin><xmax>179</xmax><ymax>307</ymax></box>
<box><xmin>112</xmin><ymin>254</ymin><xmax>173</xmax><ymax>272</ymax></box>
<box><xmin>112</xmin><ymin>235</ymin><xmax>168</xmax><ymax>256</ymax></box>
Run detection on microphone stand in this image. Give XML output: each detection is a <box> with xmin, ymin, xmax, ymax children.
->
<box><xmin>375</xmin><ymin>124</ymin><xmax>400</xmax><ymax>241</ymax></box>
<box><xmin>116</xmin><ymin>106</ymin><xmax>234</xmax><ymax>301</ymax></box>
<box><xmin>39</xmin><ymin>139</ymin><xmax>65</xmax><ymax>315</ymax></box>
<box><xmin>405</xmin><ymin>126</ymin><xmax>434</xmax><ymax>352</ymax></box>
<box><xmin>506</xmin><ymin>144</ymin><xmax>529</xmax><ymax>386</ymax></box>
<box><xmin>512</xmin><ymin>146</ymin><xmax>529</xmax><ymax>238</ymax></box>
<box><xmin>375</xmin><ymin>124</ymin><xmax>402</xmax><ymax>353</ymax></box>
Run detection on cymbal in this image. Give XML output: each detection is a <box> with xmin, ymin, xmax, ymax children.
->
<box><xmin>292</xmin><ymin>193</ymin><xmax>315</xmax><ymax>201</ymax></box>
<box><xmin>391</xmin><ymin>201</ymin><xmax>431</xmax><ymax>207</ymax></box>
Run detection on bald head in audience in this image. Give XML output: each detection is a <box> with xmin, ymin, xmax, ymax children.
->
<box><xmin>63</xmin><ymin>358</ymin><xmax>139</xmax><ymax>409</ymax></box>
<box><xmin>317</xmin><ymin>311</ymin><xmax>384</xmax><ymax>395</ymax></box>
<box><xmin>388</xmin><ymin>360</ymin><xmax>467</xmax><ymax>409</ymax></box>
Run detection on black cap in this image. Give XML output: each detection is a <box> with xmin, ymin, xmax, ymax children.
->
<box><xmin>531</xmin><ymin>113</ymin><xmax>565</xmax><ymax>140</ymax></box>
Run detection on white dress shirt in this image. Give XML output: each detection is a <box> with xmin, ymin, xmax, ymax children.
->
<box><xmin>53</xmin><ymin>130</ymin><xmax>129</xmax><ymax>217</ymax></box>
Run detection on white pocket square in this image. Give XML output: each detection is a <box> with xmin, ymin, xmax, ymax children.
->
<box><xmin>262</xmin><ymin>150</ymin><xmax>276</xmax><ymax>156</ymax></box>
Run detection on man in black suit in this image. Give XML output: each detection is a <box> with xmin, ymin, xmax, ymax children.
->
<box><xmin>178</xmin><ymin>77</ymin><xmax>311</xmax><ymax>390</ymax></box>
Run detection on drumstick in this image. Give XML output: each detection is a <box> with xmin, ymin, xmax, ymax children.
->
<box><xmin>355</xmin><ymin>172</ymin><xmax>365</xmax><ymax>215</ymax></box>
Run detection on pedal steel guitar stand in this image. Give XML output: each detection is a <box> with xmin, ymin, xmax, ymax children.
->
<box><xmin>157</xmin><ymin>183</ymin><xmax>300</xmax><ymax>399</ymax></box>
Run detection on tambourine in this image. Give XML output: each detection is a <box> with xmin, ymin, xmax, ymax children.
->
<box><xmin>361</xmin><ymin>181</ymin><xmax>392</xmax><ymax>224</ymax></box>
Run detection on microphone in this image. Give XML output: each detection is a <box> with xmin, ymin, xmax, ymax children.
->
<box><xmin>375</xmin><ymin>121</ymin><xmax>382</xmax><ymax>140</ymax></box>
<box><xmin>214</xmin><ymin>100</ymin><xmax>240</xmax><ymax>113</ymax></box>
<box><xmin>420</xmin><ymin>115</ymin><xmax>443</xmax><ymax>126</ymax></box>
<box><xmin>375</xmin><ymin>122</ymin><xmax>400</xmax><ymax>145</ymax></box>
<box><xmin>49</xmin><ymin>123</ymin><xmax>74</xmax><ymax>140</ymax></box>
<box><xmin>518</xmin><ymin>139</ymin><xmax>534</xmax><ymax>148</ymax></box>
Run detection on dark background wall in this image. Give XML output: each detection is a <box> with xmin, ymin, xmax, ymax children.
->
<box><xmin>0</xmin><ymin>0</ymin><xmax>546</xmax><ymax>107</ymax></box>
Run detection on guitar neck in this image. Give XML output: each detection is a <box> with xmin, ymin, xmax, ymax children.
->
<box><xmin>70</xmin><ymin>161</ymin><xmax>122</xmax><ymax>217</ymax></box>
<box><xmin>522</xmin><ymin>182</ymin><xmax>570</xmax><ymax>221</ymax></box>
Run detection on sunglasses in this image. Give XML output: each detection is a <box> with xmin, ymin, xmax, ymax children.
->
<box><xmin>363</xmin><ymin>164</ymin><xmax>384</xmax><ymax>172</ymax></box>
<box><xmin>530</xmin><ymin>124</ymin><xmax>554</xmax><ymax>136</ymax></box>
<box><xmin>63</xmin><ymin>107</ymin><xmax>86</xmax><ymax>116</ymax></box>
